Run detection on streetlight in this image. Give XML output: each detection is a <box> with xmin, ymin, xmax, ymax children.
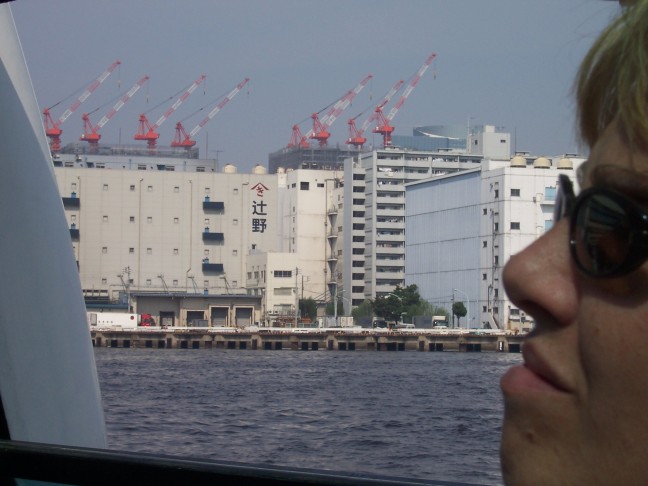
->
<box><xmin>453</xmin><ymin>288</ymin><xmax>470</xmax><ymax>329</ymax></box>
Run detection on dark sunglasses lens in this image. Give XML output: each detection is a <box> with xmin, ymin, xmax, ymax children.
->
<box><xmin>572</xmin><ymin>192</ymin><xmax>630</xmax><ymax>276</ymax></box>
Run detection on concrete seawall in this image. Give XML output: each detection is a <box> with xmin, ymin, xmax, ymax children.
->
<box><xmin>91</xmin><ymin>328</ymin><xmax>524</xmax><ymax>353</ymax></box>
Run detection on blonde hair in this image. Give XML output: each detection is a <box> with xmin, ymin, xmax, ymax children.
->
<box><xmin>576</xmin><ymin>0</ymin><xmax>648</xmax><ymax>149</ymax></box>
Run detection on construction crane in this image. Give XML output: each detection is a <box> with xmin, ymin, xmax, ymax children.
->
<box><xmin>309</xmin><ymin>74</ymin><xmax>372</xmax><ymax>147</ymax></box>
<box><xmin>288</xmin><ymin>74</ymin><xmax>372</xmax><ymax>149</ymax></box>
<box><xmin>346</xmin><ymin>79</ymin><xmax>404</xmax><ymax>149</ymax></box>
<box><xmin>134</xmin><ymin>74</ymin><xmax>206</xmax><ymax>149</ymax></box>
<box><xmin>80</xmin><ymin>75</ymin><xmax>149</xmax><ymax>148</ymax></box>
<box><xmin>373</xmin><ymin>52</ymin><xmax>437</xmax><ymax>147</ymax></box>
<box><xmin>172</xmin><ymin>77</ymin><xmax>250</xmax><ymax>150</ymax></box>
<box><xmin>43</xmin><ymin>60</ymin><xmax>121</xmax><ymax>152</ymax></box>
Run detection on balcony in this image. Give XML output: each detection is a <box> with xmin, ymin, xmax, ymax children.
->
<box><xmin>69</xmin><ymin>227</ymin><xmax>80</xmax><ymax>240</ymax></box>
<box><xmin>62</xmin><ymin>196</ymin><xmax>80</xmax><ymax>208</ymax></box>
<box><xmin>203</xmin><ymin>200</ymin><xmax>224</xmax><ymax>211</ymax></box>
<box><xmin>202</xmin><ymin>262</ymin><xmax>224</xmax><ymax>273</ymax></box>
<box><xmin>202</xmin><ymin>230</ymin><xmax>224</xmax><ymax>242</ymax></box>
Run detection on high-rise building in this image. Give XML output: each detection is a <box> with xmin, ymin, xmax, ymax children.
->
<box><xmin>341</xmin><ymin>147</ymin><xmax>485</xmax><ymax>312</ymax></box>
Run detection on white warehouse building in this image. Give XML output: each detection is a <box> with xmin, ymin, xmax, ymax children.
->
<box><xmin>404</xmin><ymin>155</ymin><xmax>584</xmax><ymax>332</ymax></box>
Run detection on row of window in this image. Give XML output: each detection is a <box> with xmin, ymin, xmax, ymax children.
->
<box><xmin>90</xmin><ymin>247</ymin><xmax>238</xmax><ymax>257</ymax></box>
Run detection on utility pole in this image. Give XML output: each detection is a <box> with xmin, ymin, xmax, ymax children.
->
<box><xmin>294</xmin><ymin>267</ymin><xmax>299</xmax><ymax>328</ymax></box>
<box><xmin>451</xmin><ymin>290</ymin><xmax>455</xmax><ymax>328</ymax></box>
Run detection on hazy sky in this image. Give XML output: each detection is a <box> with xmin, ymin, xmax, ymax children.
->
<box><xmin>11</xmin><ymin>1</ymin><xmax>618</xmax><ymax>172</ymax></box>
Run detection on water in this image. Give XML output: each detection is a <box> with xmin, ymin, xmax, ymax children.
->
<box><xmin>95</xmin><ymin>348</ymin><xmax>521</xmax><ymax>485</ymax></box>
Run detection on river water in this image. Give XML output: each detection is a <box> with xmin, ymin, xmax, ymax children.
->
<box><xmin>94</xmin><ymin>348</ymin><xmax>521</xmax><ymax>485</ymax></box>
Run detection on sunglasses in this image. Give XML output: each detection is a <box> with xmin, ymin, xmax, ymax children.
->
<box><xmin>554</xmin><ymin>173</ymin><xmax>648</xmax><ymax>278</ymax></box>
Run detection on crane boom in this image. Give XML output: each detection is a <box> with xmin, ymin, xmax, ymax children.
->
<box><xmin>346</xmin><ymin>79</ymin><xmax>404</xmax><ymax>148</ymax></box>
<box><xmin>308</xmin><ymin>74</ymin><xmax>373</xmax><ymax>147</ymax></box>
<box><xmin>80</xmin><ymin>75</ymin><xmax>149</xmax><ymax>148</ymax></box>
<box><xmin>134</xmin><ymin>74</ymin><xmax>206</xmax><ymax>149</ymax></box>
<box><xmin>385</xmin><ymin>52</ymin><xmax>436</xmax><ymax>121</ymax></box>
<box><xmin>189</xmin><ymin>77</ymin><xmax>249</xmax><ymax>137</ymax></box>
<box><xmin>319</xmin><ymin>74</ymin><xmax>372</xmax><ymax>129</ymax></box>
<box><xmin>43</xmin><ymin>59</ymin><xmax>121</xmax><ymax>152</ymax></box>
<box><xmin>374</xmin><ymin>52</ymin><xmax>436</xmax><ymax>147</ymax></box>
<box><xmin>172</xmin><ymin>77</ymin><xmax>250</xmax><ymax>149</ymax></box>
<box><xmin>153</xmin><ymin>74</ymin><xmax>206</xmax><ymax>130</ymax></box>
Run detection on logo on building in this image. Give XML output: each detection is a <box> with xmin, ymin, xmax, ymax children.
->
<box><xmin>251</xmin><ymin>182</ymin><xmax>270</xmax><ymax>233</ymax></box>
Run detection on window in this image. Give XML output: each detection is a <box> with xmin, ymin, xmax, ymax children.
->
<box><xmin>147</xmin><ymin>185</ymin><xmax>153</xmax><ymax>192</ymax></box>
<box><xmin>147</xmin><ymin>248</ymin><xmax>152</xmax><ymax>254</ymax></box>
<box><xmin>545</xmin><ymin>186</ymin><xmax>557</xmax><ymax>201</ymax></box>
<box><xmin>101</xmin><ymin>278</ymin><xmax>107</xmax><ymax>284</ymax></box>
<box><xmin>102</xmin><ymin>247</ymin><xmax>107</xmax><ymax>254</ymax></box>
<box><xmin>482</xmin><ymin>273</ymin><xmax>487</xmax><ymax>280</ymax></box>
<box><xmin>494</xmin><ymin>189</ymin><xmax>499</xmax><ymax>198</ymax></box>
<box><xmin>273</xmin><ymin>270</ymin><xmax>292</xmax><ymax>278</ymax></box>
<box><xmin>174</xmin><ymin>217</ymin><xmax>179</xmax><ymax>224</ymax></box>
<box><xmin>511</xmin><ymin>188</ymin><xmax>520</xmax><ymax>197</ymax></box>
<box><xmin>173</xmin><ymin>248</ymin><xmax>179</xmax><ymax>255</ymax></box>
<box><xmin>232</xmin><ymin>249</ymin><xmax>238</xmax><ymax>256</ymax></box>
<box><xmin>102</xmin><ymin>215</ymin><xmax>108</xmax><ymax>222</ymax></box>
<box><xmin>103</xmin><ymin>184</ymin><xmax>108</xmax><ymax>191</ymax></box>
<box><xmin>147</xmin><ymin>217</ymin><xmax>153</xmax><ymax>223</ymax></box>
<box><xmin>482</xmin><ymin>241</ymin><xmax>487</xmax><ymax>248</ymax></box>
<box><xmin>130</xmin><ymin>185</ymin><xmax>135</xmax><ymax>191</ymax></box>
<box><xmin>146</xmin><ymin>279</ymin><xmax>152</xmax><ymax>286</ymax></box>
<box><xmin>483</xmin><ymin>208</ymin><xmax>487</xmax><ymax>215</ymax></box>
<box><xmin>174</xmin><ymin>186</ymin><xmax>180</xmax><ymax>193</ymax></box>
<box><xmin>129</xmin><ymin>248</ymin><xmax>134</xmax><ymax>254</ymax></box>
<box><xmin>511</xmin><ymin>222</ymin><xmax>520</xmax><ymax>230</ymax></box>
<box><xmin>130</xmin><ymin>216</ymin><xmax>135</xmax><ymax>222</ymax></box>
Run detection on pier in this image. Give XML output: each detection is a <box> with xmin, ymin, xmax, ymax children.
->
<box><xmin>91</xmin><ymin>327</ymin><xmax>524</xmax><ymax>353</ymax></box>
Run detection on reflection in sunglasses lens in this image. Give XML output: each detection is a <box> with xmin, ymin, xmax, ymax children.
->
<box><xmin>575</xmin><ymin>193</ymin><xmax>628</xmax><ymax>275</ymax></box>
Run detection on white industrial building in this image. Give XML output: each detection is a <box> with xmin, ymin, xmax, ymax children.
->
<box><xmin>404</xmin><ymin>154</ymin><xmax>584</xmax><ymax>332</ymax></box>
<box><xmin>53</xmin><ymin>151</ymin><xmax>347</xmax><ymax>326</ymax></box>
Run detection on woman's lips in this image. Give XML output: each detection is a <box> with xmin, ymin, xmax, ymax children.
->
<box><xmin>500</xmin><ymin>364</ymin><xmax>566</xmax><ymax>395</ymax></box>
<box><xmin>501</xmin><ymin>344</ymin><xmax>571</xmax><ymax>396</ymax></box>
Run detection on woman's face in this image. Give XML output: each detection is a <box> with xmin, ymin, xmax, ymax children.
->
<box><xmin>500</xmin><ymin>120</ymin><xmax>648</xmax><ymax>485</ymax></box>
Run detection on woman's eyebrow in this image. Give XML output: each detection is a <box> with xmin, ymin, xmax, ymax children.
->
<box><xmin>591</xmin><ymin>164</ymin><xmax>648</xmax><ymax>198</ymax></box>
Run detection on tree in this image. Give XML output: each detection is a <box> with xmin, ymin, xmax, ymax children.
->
<box><xmin>374</xmin><ymin>285</ymin><xmax>423</xmax><ymax>323</ymax></box>
<box><xmin>325</xmin><ymin>299</ymin><xmax>343</xmax><ymax>316</ymax></box>
<box><xmin>452</xmin><ymin>301</ymin><xmax>467</xmax><ymax>327</ymax></box>
<box><xmin>299</xmin><ymin>298</ymin><xmax>317</xmax><ymax>322</ymax></box>
<box><xmin>351</xmin><ymin>299</ymin><xmax>373</xmax><ymax>322</ymax></box>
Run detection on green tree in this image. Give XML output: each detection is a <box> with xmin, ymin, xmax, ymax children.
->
<box><xmin>452</xmin><ymin>301</ymin><xmax>467</xmax><ymax>327</ymax></box>
<box><xmin>299</xmin><ymin>298</ymin><xmax>317</xmax><ymax>322</ymax></box>
<box><xmin>325</xmin><ymin>299</ymin><xmax>343</xmax><ymax>316</ymax></box>
<box><xmin>351</xmin><ymin>299</ymin><xmax>373</xmax><ymax>322</ymax></box>
<box><xmin>374</xmin><ymin>285</ymin><xmax>423</xmax><ymax>323</ymax></box>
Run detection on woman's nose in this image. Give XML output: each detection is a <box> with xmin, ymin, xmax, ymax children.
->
<box><xmin>503</xmin><ymin>219</ymin><xmax>579</xmax><ymax>329</ymax></box>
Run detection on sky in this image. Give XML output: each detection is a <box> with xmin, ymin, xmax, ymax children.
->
<box><xmin>10</xmin><ymin>0</ymin><xmax>619</xmax><ymax>172</ymax></box>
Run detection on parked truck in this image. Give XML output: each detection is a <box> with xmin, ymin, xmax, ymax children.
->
<box><xmin>87</xmin><ymin>312</ymin><xmax>156</xmax><ymax>329</ymax></box>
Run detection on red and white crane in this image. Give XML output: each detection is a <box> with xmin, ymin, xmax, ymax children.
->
<box><xmin>309</xmin><ymin>74</ymin><xmax>372</xmax><ymax>147</ymax></box>
<box><xmin>288</xmin><ymin>74</ymin><xmax>372</xmax><ymax>149</ymax></box>
<box><xmin>346</xmin><ymin>79</ymin><xmax>404</xmax><ymax>149</ymax></box>
<box><xmin>172</xmin><ymin>77</ymin><xmax>250</xmax><ymax>149</ymax></box>
<box><xmin>134</xmin><ymin>74</ymin><xmax>206</xmax><ymax>149</ymax></box>
<box><xmin>373</xmin><ymin>52</ymin><xmax>437</xmax><ymax>147</ymax></box>
<box><xmin>43</xmin><ymin>60</ymin><xmax>121</xmax><ymax>152</ymax></box>
<box><xmin>80</xmin><ymin>75</ymin><xmax>149</xmax><ymax>148</ymax></box>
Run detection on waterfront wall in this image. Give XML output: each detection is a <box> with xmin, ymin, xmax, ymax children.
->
<box><xmin>91</xmin><ymin>328</ymin><xmax>524</xmax><ymax>353</ymax></box>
